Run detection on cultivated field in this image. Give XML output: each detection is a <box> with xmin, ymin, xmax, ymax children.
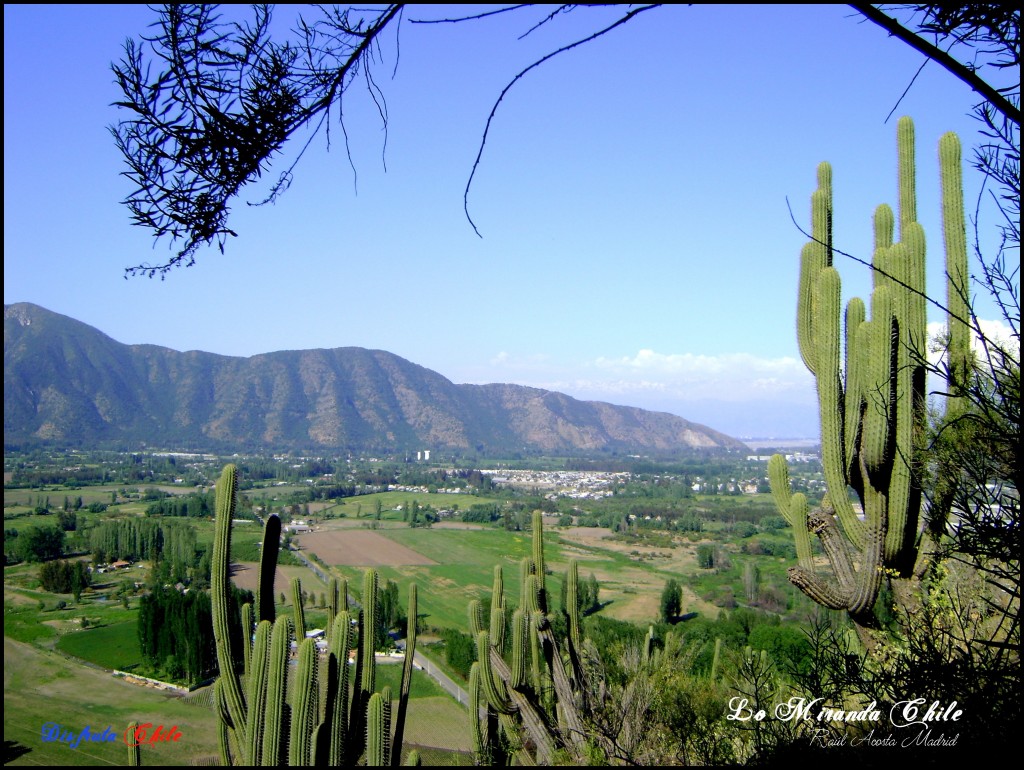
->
<box><xmin>557</xmin><ymin>526</ymin><xmax>721</xmax><ymax>620</ymax></box>
<box><xmin>295</xmin><ymin>529</ymin><xmax>439</xmax><ymax>567</ymax></box>
<box><xmin>289</xmin><ymin>522</ymin><xmax>712</xmax><ymax>632</ymax></box>
<box><xmin>5</xmin><ymin>486</ymin><xmax>736</xmax><ymax>766</ymax></box>
<box><xmin>228</xmin><ymin>562</ymin><xmax>331</xmax><ymax>598</ymax></box>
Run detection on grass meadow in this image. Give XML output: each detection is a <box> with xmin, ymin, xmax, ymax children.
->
<box><xmin>4</xmin><ymin>484</ymin><xmax>801</xmax><ymax>765</ymax></box>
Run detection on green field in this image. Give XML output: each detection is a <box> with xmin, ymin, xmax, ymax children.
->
<box><xmin>5</xmin><ymin>473</ymin><xmax>807</xmax><ymax>766</ymax></box>
<box><xmin>56</xmin><ymin>620</ymin><xmax>143</xmax><ymax>671</ymax></box>
<box><xmin>4</xmin><ymin>636</ymin><xmax>220</xmax><ymax>766</ymax></box>
<box><xmin>297</xmin><ymin>520</ymin><xmax>723</xmax><ymax>633</ymax></box>
<box><xmin>318</xmin><ymin>490</ymin><xmax>504</xmax><ymax>519</ymax></box>
<box><xmin>4</xmin><ymin>636</ymin><xmax>472</xmax><ymax>766</ymax></box>
<box><xmin>315</xmin><ymin>526</ymin><xmax>560</xmax><ymax>631</ymax></box>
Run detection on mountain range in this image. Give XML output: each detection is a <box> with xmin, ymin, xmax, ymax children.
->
<box><xmin>4</xmin><ymin>303</ymin><xmax>747</xmax><ymax>455</ymax></box>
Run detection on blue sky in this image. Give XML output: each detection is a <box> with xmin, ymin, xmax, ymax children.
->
<box><xmin>3</xmin><ymin>5</ymin><xmax>1011</xmax><ymax>439</ymax></box>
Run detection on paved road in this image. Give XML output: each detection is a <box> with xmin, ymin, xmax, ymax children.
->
<box><xmin>413</xmin><ymin>650</ymin><xmax>470</xmax><ymax>706</ymax></box>
<box><xmin>289</xmin><ymin>547</ymin><xmax>331</xmax><ymax>585</ymax></box>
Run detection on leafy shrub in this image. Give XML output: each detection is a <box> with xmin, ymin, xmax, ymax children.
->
<box><xmin>442</xmin><ymin>628</ymin><xmax>476</xmax><ymax>679</ymax></box>
<box><xmin>696</xmin><ymin>544</ymin><xmax>715</xmax><ymax>569</ymax></box>
<box><xmin>732</xmin><ymin>521</ymin><xmax>758</xmax><ymax>538</ymax></box>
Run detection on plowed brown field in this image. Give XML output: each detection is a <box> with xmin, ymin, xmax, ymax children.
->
<box><xmin>296</xmin><ymin>530</ymin><xmax>438</xmax><ymax>566</ymax></box>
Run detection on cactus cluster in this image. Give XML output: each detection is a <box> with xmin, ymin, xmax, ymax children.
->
<box><xmin>468</xmin><ymin>511</ymin><xmax>594</xmax><ymax>765</ymax></box>
<box><xmin>771</xmin><ymin>117</ymin><xmax>971</xmax><ymax>625</ymax></box>
<box><xmin>210</xmin><ymin>464</ymin><xmax>419</xmax><ymax>765</ymax></box>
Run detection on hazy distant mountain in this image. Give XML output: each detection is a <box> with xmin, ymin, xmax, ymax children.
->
<box><xmin>4</xmin><ymin>303</ymin><xmax>747</xmax><ymax>454</ymax></box>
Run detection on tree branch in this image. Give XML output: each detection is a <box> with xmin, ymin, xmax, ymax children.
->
<box><xmin>849</xmin><ymin>3</ymin><xmax>1021</xmax><ymax>125</ymax></box>
<box><xmin>462</xmin><ymin>4</ymin><xmax>663</xmax><ymax>236</ymax></box>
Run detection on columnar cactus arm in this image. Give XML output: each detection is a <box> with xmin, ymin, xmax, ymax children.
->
<box><xmin>808</xmin><ymin>501</ymin><xmax>857</xmax><ymax>590</ymax></box>
<box><xmin>566</xmin><ymin>561</ymin><xmax>582</xmax><ymax>654</ymax></box>
<box><xmin>326</xmin><ymin>611</ymin><xmax>352</xmax><ymax>766</ymax></box>
<box><xmin>484</xmin><ymin>640</ymin><xmax>555</xmax><ymax>765</ymax></box>
<box><xmin>468</xmin><ymin>599</ymin><xmax>485</xmax><ymax>637</ymax></box>
<box><xmin>534</xmin><ymin>613</ymin><xmax>585</xmax><ymax>749</ymax></box>
<box><xmin>243</xmin><ymin>620</ymin><xmax>272</xmax><ymax>766</ymax></box>
<box><xmin>211</xmin><ymin>465</ymin><xmax>247</xmax><ymax>736</ymax></box>
<box><xmin>127</xmin><ymin>722</ymin><xmax>141</xmax><ymax>766</ymax></box>
<box><xmin>390</xmin><ymin>584</ymin><xmax>417</xmax><ymax>767</ymax></box>
<box><xmin>361</xmin><ymin>569</ymin><xmax>378</xmax><ymax>696</ymax></box>
<box><xmin>257</xmin><ymin>514</ymin><xmax>280</xmax><ymax>624</ymax></box>
<box><xmin>523</xmin><ymin>574</ymin><xmax>541</xmax><ymax>617</ymax></box>
<box><xmin>240</xmin><ymin>602</ymin><xmax>253</xmax><ymax>682</ymax></box>
<box><xmin>527</xmin><ymin>585</ymin><xmax>544</xmax><ymax>696</ymax></box>
<box><xmin>532</xmin><ymin>512</ymin><xmax>547</xmax><ymax>612</ymax></box>
<box><xmin>261</xmin><ymin>616</ymin><xmax>291</xmax><ymax>767</ymax></box>
<box><xmin>860</xmin><ymin>291</ymin><xmax>896</xmax><ymax>484</ymax></box>
<box><xmin>886</xmin><ymin>228</ymin><xmax>927</xmax><ymax>570</ymax></box>
<box><xmin>815</xmin><ymin>266</ymin><xmax>868</xmax><ymax>547</ymax></box>
<box><xmin>327</xmin><ymin>576</ymin><xmax>338</xmax><ymax>643</ymax></box>
<box><xmin>897</xmin><ymin>116</ymin><xmax>917</xmax><ymax>234</ymax></box>
<box><xmin>767</xmin><ymin>453</ymin><xmax>791</xmax><ymax>521</ymax></box>
<box><xmin>844</xmin><ymin>296</ymin><xmax>867</xmax><ymax>477</ymax></box>
<box><xmin>289</xmin><ymin>637</ymin><xmax>319</xmax><ymax>766</ymax></box>
<box><xmin>348</xmin><ymin>570</ymin><xmax>381</xmax><ymax>766</ymax></box>
<box><xmin>347</xmin><ymin>607</ymin><xmax>366</xmax><ymax>766</ymax></box>
<box><xmin>509</xmin><ymin>608</ymin><xmax>528</xmax><ymax>690</ymax></box>
<box><xmin>490</xmin><ymin>566</ymin><xmax>506</xmax><ymax>652</ymax></box>
<box><xmin>797</xmin><ymin>163</ymin><xmax>834</xmax><ymax>375</ymax></box>
<box><xmin>787</xmin><ymin>568</ymin><xmax>852</xmax><ymax>610</ymax></box>
<box><xmin>339</xmin><ymin>577</ymin><xmax>349</xmax><ymax>614</ymax></box>
<box><xmin>217</xmin><ymin>712</ymin><xmax>233</xmax><ymax>767</ymax></box>
<box><xmin>788</xmin><ymin>494</ymin><xmax>885</xmax><ymax>612</ymax></box>
<box><xmin>767</xmin><ymin>456</ymin><xmax>813</xmax><ymax>570</ymax></box>
<box><xmin>940</xmin><ymin>132</ymin><xmax>971</xmax><ymax>400</ymax></box>
<box><xmin>213</xmin><ymin>677</ymin><xmax>236</xmax><ymax>755</ymax></box>
<box><xmin>366</xmin><ymin>692</ymin><xmax>387</xmax><ymax>767</ymax></box>
<box><xmin>476</xmin><ymin>631</ymin><xmax>515</xmax><ymax>714</ymax></box>
<box><xmin>926</xmin><ymin>131</ymin><xmax>974</xmax><ymax>541</ymax></box>
<box><xmin>290</xmin><ymin>576</ymin><xmax>306</xmax><ymax>640</ymax></box>
<box><xmin>468</xmin><ymin>662</ymin><xmax>486</xmax><ymax>764</ymax></box>
<box><xmin>381</xmin><ymin>686</ymin><xmax>393</xmax><ymax>766</ymax></box>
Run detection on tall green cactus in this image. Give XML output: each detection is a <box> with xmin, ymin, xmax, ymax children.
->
<box><xmin>366</xmin><ymin>691</ymin><xmax>389</xmax><ymax>767</ymax></box>
<box><xmin>767</xmin><ymin>455</ymin><xmax>813</xmax><ymax>570</ymax></box>
<box><xmin>390</xmin><ymin>584</ymin><xmax>417</xmax><ymax>767</ymax></box>
<box><xmin>210</xmin><ymin>464</ymin><xmax>420</xmax><ymax>766</ymax></box>
<box><xmin>210</xmin><ymin>466</ymin><xmax>247</xmax><ymax>737</ymax></box>
<box><xmin>771</xmin><ymin>118</ymin><xmax>970</xmax><ymax>627</ymax></box>
<box><xmin>256</xmin><ymin>514</ymin><xmax>279</xmax><ymax>624</ymax></box>
<box><xmin>289</xmin><ymin>637</ymin><xmax>319</xmax><ymax>765</ymax></box>
<box><xmin>261</xmin><ymin>615</ymin><xmax>291</xmax><ymax>765</ymax></box>
<box><xmin>291</xmin><ymin>576</ymin><xmax>307</xmax><ymax>640</ymax></box>
<box><xmin>471</xmin><ymin>511</ymin><xmax>595</xmax><ymax>764</ymax></box>
<box><xmin>327</xmin><ymin>576</ymin><xmax>338</xmax><ymax>642</ymax></box>
<box><xmin>126</xmin><ymin>722</ymin><xmax>141</xmax><ymax>766</ymax></box>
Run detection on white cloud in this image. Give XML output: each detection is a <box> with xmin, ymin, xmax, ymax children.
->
<box><xmin>444</xmin><ymin>351</ymin><xmax>816</xmax><ymax>415</ymax></box>
<box><xmin>455</xmin><ymin>348</ymin><xmax>821</xmax><ymax>436</ymax></box>
<box><xmin>583</xmin><ymin>350</ymin><xmax>814</xmax><ymax>402</ymax></box>
<box><xmin>927</xmin><ymin>318</ymin><xmax>1019</xmax><ymax>368</ymax></box>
